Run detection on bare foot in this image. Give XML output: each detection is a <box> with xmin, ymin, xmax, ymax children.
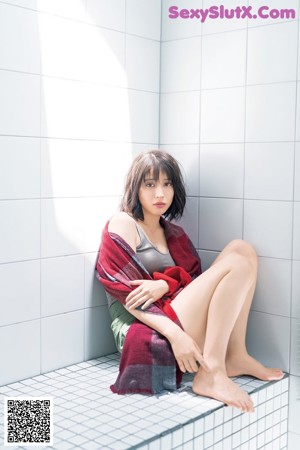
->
<box><xmin>226</xmin><ymin>353</ymin><xmax>284</xmax><ymax>381</ymax></box>
<box><xmin>192</xmin><ymin>367</ymin><xmax>254</xmax><ymax>413</ymax></box>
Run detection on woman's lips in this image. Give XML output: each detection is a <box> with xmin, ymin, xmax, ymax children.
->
<box><xmin>153</xmin><ymin>203</ymin><xmax>166</xmax><ymax>208</ymax></box>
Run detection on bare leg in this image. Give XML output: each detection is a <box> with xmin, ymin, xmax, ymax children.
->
<box><xmin>171</xmin><ymin>246</ymin><xmax>256</xmax><ymax>412</ymax></box>
<box><xmin>210</xmin><ymin>240</ymin><xmax>284</xmax><ymax>381</ymax></box>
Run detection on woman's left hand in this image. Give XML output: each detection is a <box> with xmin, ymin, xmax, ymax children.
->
<box><xmin>125</xmin><ymin>279</ymin><xmax>169</xmax><ymax>310</ymax></box>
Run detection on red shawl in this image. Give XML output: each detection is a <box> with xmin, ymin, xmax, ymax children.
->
<box><xmin>96</xmin><ymin>217</ymin><xmax>201</xmax><ymax>394</ymax></box>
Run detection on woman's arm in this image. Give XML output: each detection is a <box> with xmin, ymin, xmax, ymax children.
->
<box><xmin>108</xmin><ymin>212</ymin><xmax>209</xmax><ymax>373</ymax></box>
<box><xmin>124</xmin><ymin>303</ymin><xmax>208</xmax><ymax>373</ymax></box>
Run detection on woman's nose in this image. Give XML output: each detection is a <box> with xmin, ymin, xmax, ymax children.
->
<box><xmin>155</xmin><ymin>186</ymin><xmax>164</xmax><ymax>198</ymax></box>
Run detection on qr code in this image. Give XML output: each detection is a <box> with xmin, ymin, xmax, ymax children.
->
<box><xmin>3</xmin><ymin>397</ymin><xmax>53</xmax><ymax>446</ymax></box>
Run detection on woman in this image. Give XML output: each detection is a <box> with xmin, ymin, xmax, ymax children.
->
<box><xmin>96</xmin><ymin>150</ymin><xmax>283</xmax><ymax>412</ymax></box>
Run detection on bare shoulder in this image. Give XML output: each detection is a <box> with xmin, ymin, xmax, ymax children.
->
<box><xmin>108</xmin><ymin>212</ymin><xmax>137</xmax><ymax>251</ymax></box>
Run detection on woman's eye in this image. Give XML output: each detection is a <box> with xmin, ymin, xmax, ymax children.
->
<box><xmin>145</xmin><ymin>183</ymin><xmax>155</xmax><ymax>188</ymax></box>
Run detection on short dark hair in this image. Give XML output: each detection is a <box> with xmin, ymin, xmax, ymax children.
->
<box><xmin>120</xmin><ymin>150</ymin><xmax>186</xmax><ymax>221</ymax></box>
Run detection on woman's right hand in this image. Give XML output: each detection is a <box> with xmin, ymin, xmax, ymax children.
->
<box><xmin>168</xmin><ymin>330</ymin><xmax>210</xmax><ymax>373</ymax></box>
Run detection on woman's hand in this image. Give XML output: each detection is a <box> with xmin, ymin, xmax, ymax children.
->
<box><xmin>168</xmin><ymin>329</ymin><xmax>209</xmax><ymax>373</ymax></box>
<box><xmin>125</xmin><ymin>279</ymin><xmax>169</xmax><ymax>310</ymax></box>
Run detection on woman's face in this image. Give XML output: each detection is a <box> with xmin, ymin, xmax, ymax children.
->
<box><xmin>138</xmin><ymin>169</ymin><xmax>174</xmax><ymax>218</ymax></box>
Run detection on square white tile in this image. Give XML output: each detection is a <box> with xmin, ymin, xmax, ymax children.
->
<box><xmin>202</xmin><ymin>0</ymin><xmax>250</xmax><ymax>34</ymax></box>
<box><xmin>86</xmin><ymin>0</ymin><xmax>125</xmax><ymax>32</ymax></box>
<box><xmin>247</xmin><ymin>0</ymin><xmax>299</xmax><ymax>28</ymax></box>
<box><xmin>41</xmin><ymin>78</ymin><xmax>132</xmax><ymax>142</ymax></box>
<box><xmin>290</xmin><ymin>318</ymin><xmax>300</xmax><ymax>376</ymax></box>
<box><xmin>200</xmin><ymin>143</ymin><xmax>244</xmax><ymax>198</ymax></box>
<box><xmin>200</xmin><ymin>87</ymin><xmax>245</xmax><ymax>143</ymax></box>
<box><xmin>297</xmin><ymin>85</ymin><xmax>300</xmax><ymax>142</ymax></box>
<box><xmin>293</xmin><ymin>202</ymin><xmax>300</xmax><ymax>260</ymax></box>
<box><xmin>246</xmin><ymin>310</ymin><xmax>290</xmax><ymax>372</ymax></box>
<box><xmin>246</xmin><ymin>82</ymin><xmax>296</xmax><ymax>142</ymax></box>
<box><xmin>0</xmin><ymin>320</ymin><xmax>40</xmax><ymax>386</ymax></box>
<box><xmin>85</xmin><ymin>252</ymin><xmax>109</xmax><ymax>308</ymax></box>
<box><xmin>0</xmin><ymin>260</ymin><xmax>40</xmax><ymax>327</ymax></box>
<box><xmin>39</xmin><ymin>15</ymin><xmax>126</xmax><ymax>87</ymax></box>
<box><xmin>41</xmin><ymin>139</ymin><xmax>132</xmax><ymax>198</ymax></box>
<box><xmin>292</xmin><ymin>260</ymin><xmax>300</xmax><ymax>319</ymax></box>
<box><xmin>247</xmin><ymin>21</ymin><xmax>298</xmax><ymax>84</ymax></box>
<box><xmin>0</xmin><ymin>200</ymin><xmax>40</xmax><ymax>264</ymax></box>
<box><xmin>243</xmin><ymin>200</ymin><xmax>293</xmax><ymax>259</ymax></box>
<box><xmin>0</xmin><ymin>137</ymin><xmax>40</xmax><ymax>200</ymax></box>
<box><xmin>160</xmin><ymin>92</ymin><xmax>201</xmax><ymax>144</ymax></box>
<box><xmin>0</xmin><ymin>4</ymin><xmax>40</xmax><ymax>73</ymax></box>
<box><xmin>161</xmin><ymin>144</ymin><xmax>200</xmax><ymax>196</ymax></box>
<box><xmin>0</xmin><ymin>70</ymin><xmax>40</xmax><ymax>136</ymax></box>
<box><xmin>161</xmin><ymin>37</ymin><xmax>202</xmax><ymax>92</ymax></box>
<box><xmin>126</xmin><ymin>0</ymin><xmax>161</xmax><ymax>40</ymax></box>
<box><xmin>84</xmin><ymin>305</ymin><xmax>117</xmax><ymax>360</ymax></box>
<box><xmin>126</xmin><ymin>35</ymin><xmax>160</xmax><ymax>92</ymax></box>
<box><xmin>128</xmin><ymin>90</ymin><xmax>159</xmax><ymax>143</ymax></box>
<box><xmin>245</xmin><ymin>143</ymin><xmax>294</xmax><ymax>201</ymax></box>
<box><xmin>161</xmin><ymin>0</ymin><xmax>204</xmax><ymax>41</ymax></box>
<box><xmin>41</xmin><ymin>197</ymin><xmax>120</xmax><ymax>258</ymax></box>
<box><xmin>295</xmin><ymin>143</ymin><xmax>300</xmax><ymax>202</ymax></box>
<box><xmin>252</xmin><ymin>257</ymin><xmax>291</xmax><ymax>317</ymax></box>
<box><xmin>41</xmin><ymin>255</ymin><xmax>85</xmax><ymax>317</ymax></box>
<box><xmin>201</xmin><ymin>29</ymin><xmax>247</xmax><ymax>89</ymax></box>
<box><xmin>176</xmin><ymin>197</ymin><xmax>199</xmax><ymax>248</ymax></box>
<box><xmin>41</xmin><ymin>310</ymin><xmax>84</xmax><ymax>373</ymax></box>
<box><xmin>199</xmin><ymin>198</ymin><xmax>243</xmax><ymax>251</ymax></box>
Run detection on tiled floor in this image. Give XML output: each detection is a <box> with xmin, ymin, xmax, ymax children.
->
<box><xmin>0</xmin><ymin>353</ymin><xmax>289</xmax><ymax>449</ymax></box>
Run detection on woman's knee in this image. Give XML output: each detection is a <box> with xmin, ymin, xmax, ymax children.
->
<box><xmin>227</xmin><ymin>239</ymin><xmax>258</xmax><ymax>268</ymax></box>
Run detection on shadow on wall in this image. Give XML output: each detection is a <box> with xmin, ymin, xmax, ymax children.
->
<box><xmin>39</xmin><ymin>6</ymin><xmax>135</xmax><ymax>373</ymax></box>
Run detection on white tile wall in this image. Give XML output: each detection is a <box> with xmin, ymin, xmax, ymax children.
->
<box><xmin>161</xmin><ymin>0</ymin><xmax>204</xmax><ymax>41</ymax></box>
<box><xmin>0</xmin><ymin>320</ymin><xmax>40</xmax><ymax>386</ymax></box>
<box><xmin>0</xmin><ymin>260</ymin><xmax>40</xmax><ymax>326</ymax></box>
<box><xmin>176</xmin><ymin>197</ymin><xmax>199</xmax><ymax>248</ymax></box>
<box><xmin>295</xmin><ymin>143</ymin><xmax>300</xmax><ymax>201</ymax></box>
<box><xmin>200</xmin><ymin>87</ymin><xmax>245</xmax><ymax>143</ymax></box>
<box><xmin>0</xmin><ymin>4</ymin><xmax>40</xmax><ymax>73</ymax></box>
<box><xmin>292</xmin><ymin>260</ymin><xmax>300</xmax><ymax>319</ymax></box>
<box><xmin>0</xmin><ymin>0</ymin><xmax>161</xmax><ymax>385</ymax></box>
<box><xmin>247</xmin><ymin>0</ymin><xmax>299</xmax><ymax>28</ymax></box>
<box><xmin>85</xmin><ymin>306</ymin><xmax>117</xmax><ymax>359</ymax></box>
<box><xmin>161</xmin><ymin>144</ymin><xmax>200</xmax><ymax>196</ymax></box>
<box><xmin>245</xmin><ymin>143</ymin><xmax>294</xmax><ymax>201</ymax></box>
<box><xmin>201</xmin><ymin>29</ymin><xmax>247</xmax><ymax>89</ymax></box>
<box><xmin>86</xmin><ymin>0</ymin><xmax>125</xmax><ymax>32</ymax></box>
<box><xmin>126</xmin><ymin>35</ymin><xmax>160</xmax><ymax>92</ymax></box>
<box><xmin>41</xmin><ymin>310</ymin><xmax>84</xmax><ymax>373</ymax></box>
<box><xmin>41</xmin><ymin>255</ymin><xmax>85</xmax><ymax>317</ymax></box>
<box><xmin>247</xmin><ymin>21</ymin><xmax>298</xmax><ymax>85</ymax></box>
<box><xmin>160</xmin><ymin>92</ymin><xmax>201</xmax><ymax>144</ymax></box>
<box><xmin>297</xmin><ymin>83</ymin><xmax>300</xmax><ymax>141</ymax></box>
<box><xmin>202</xmin><ymin>0</ymin><xmax>249</xmax><ymax>34</ymax></box>
<box><xmin>290</xmin><ymin>318</ymin><xmax>300</xmax><ymax>376</ymax></box>
<box><xmin>41</xmin><ymin>197</ymin><xmax>120</xmax><ymax>257</ymax></box>
<box><xmin>0</xmin><ymin>200</ymin><xmax>40</xmax><ymax>264</ymax></box>
<box><xmin>293</xmin><ymin>202</ymin><xmax>300</xmax><ymax>260</ymax></box>
<box><xmin>0</xmin><ymin>70</ymin><xmax>40</xmax><ymax>136</ymax></box>
<box><xmin>84</xmin><ymin>252</ymin><xmax>108</xmax><ymax>308</ymax></box>
<box><xmin>244</xmin><ymin>200</ymin><xmax>293</xmax><ymax>259</ymax></box>
<box><xmin>246</xmin><ymin>82</ymin><xmax>296</xmax><ymax>142</ymax></box>
<box><xmin>247</xmin><ymin>311</ymin><xmax>290</xmax><ymax>371</ymax></box>
<box><xmin>0</xmin><ymin>137</ymin><xmax>40</xmax><ymax>199</ymax></box>
<box><xmin>252</xmin><ymin>257</ymin><xmax>291</xmax><ymax>316</ymax></box>
<box><xmin>161</xmin><ymin>37</ymin><xmax>202</xmax><ymax>92</ymax></box>
<box><xmin>200</xmin><ymin>143</ymin><xmax>244</xmax><ymax>198</ymax></box>
<box><xmin>126</xmin><ymin>0</ymin><xmax>161</xmax><ymax>40</ymax></box>
<box><xmin>41</xmin><ymin>140</ymin><xmax>132</xmax><ymax>198</ymax></box>
<box><xmin>199</xmin><ymin>198</ymin><xmax>243</xmax><ymax>251</ymax></box>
